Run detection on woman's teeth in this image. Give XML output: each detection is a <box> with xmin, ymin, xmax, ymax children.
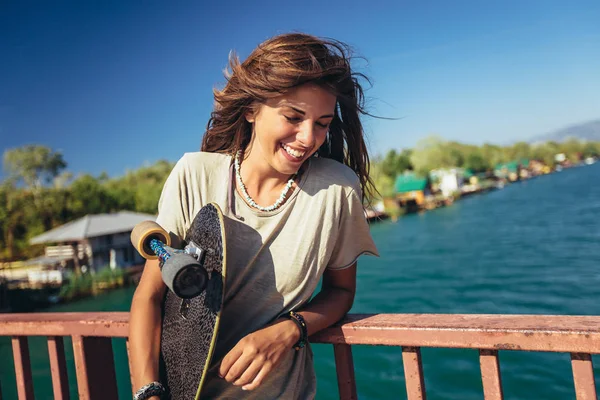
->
<box><xmin>282</xmin><ymin>143</ymin><xmax>305</xmax><ymax>159</ymax></box>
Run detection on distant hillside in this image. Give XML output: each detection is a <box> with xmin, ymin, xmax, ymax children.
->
<box><xmin>531</xmin><ymin>119</ymin><xmax>600</xmax><ymax>143</ymax></box>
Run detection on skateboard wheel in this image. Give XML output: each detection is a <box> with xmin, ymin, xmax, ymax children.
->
<box><xmin>131</xmin><ymin>221</ymin><xmax>171</xmax><ymax>259</ymax></box>
<box><xmin>162</xmin><ymin>253</ymin><xmax>208</xmax><ymax>299</ymax></box>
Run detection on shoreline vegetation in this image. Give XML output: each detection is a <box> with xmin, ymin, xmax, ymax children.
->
<box><xmin>0</xmin><ymin>265</ymin><xmax>130</xmax><ymax>312</ymax></box>
<box><xmin>59</xmin><ymin>266</ymin><xmax>126</xmax><ymax>301</ymax></box>
<box><xmin>0</xmin><ymin>137</ymin><xmax>599</xmax><ymax>309</ymax></box>
<box><xmin>367</xmin><ymin>135</ymin><xmax>599</xmax><ymax>221</ymax></box>
<box><xmin>2</xmin><ymin>136</ymin><xmax>599</xmax><ymax>263</ymax></box>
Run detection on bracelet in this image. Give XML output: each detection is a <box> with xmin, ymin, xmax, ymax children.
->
<box><xmin>133</xmin><ymin>381</ymin><xmax>166</xmax><ymax>400</ymax></box>
<box><xmin>285</xmin><ymin>311</ymin><xmax>308</xmax><ymax>351</ymax></box>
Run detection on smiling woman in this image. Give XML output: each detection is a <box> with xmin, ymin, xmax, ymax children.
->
<box><xmin>128</xmin><ymin>33</ymin><xmax>379</xmax><ymax>400</ymax></box>
<box><xmin>242</xmin><ymin>84</ymin><xmax>336</xmax><ymax>187</ymax></box>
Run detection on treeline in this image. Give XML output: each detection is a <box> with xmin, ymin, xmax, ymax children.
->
<box><xmin>2</xmin><ymin>138</ymin><xmax>600</xmax><ymax>261</ymax></box>
<box><xmin>1</xmin><ymin>145</ymin><xmax>173</xmax><ymax>261</ymax></box>
<box><xmin>369</xmin><ymin>135</ymin><xmax>600</xmax><ymax>198</ymax></box>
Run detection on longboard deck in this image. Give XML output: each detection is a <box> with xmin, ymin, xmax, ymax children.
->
<box><xmin>159</xmin><ymin>203</ymin><xmax>227</xmax><ymax>400</ymax></box>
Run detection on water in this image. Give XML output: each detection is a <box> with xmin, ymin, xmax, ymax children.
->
<box><xmin>1</xmin><ymin>163</ymin><xmax>599</xmax><ymax>399</ymax></box>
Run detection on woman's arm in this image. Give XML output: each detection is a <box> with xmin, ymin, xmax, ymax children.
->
<box><xmin>129</xmin><ymin>259</ymin><xmax>167</xmax><ymax>396</ymax></box>
<box><xmin>295</xmin><ymin>262</ymin><xmax>357</xmax><ymax>335</ymax></box>
<box><xmin>219</xmin><ymin>263</ymin><xmax>357</xmax><ymax>391</ymax></box>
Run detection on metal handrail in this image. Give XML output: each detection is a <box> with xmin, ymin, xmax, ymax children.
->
<box><xmin>1</xmin><ymin>312</ymin><xmax>598</xmax><ymax>400</ymax></box>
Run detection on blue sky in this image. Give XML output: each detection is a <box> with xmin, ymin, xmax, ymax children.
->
<box><xmin>1</xmin><ymin>0</ymin><xmax>599</xmax><ymax>178</ymax></box>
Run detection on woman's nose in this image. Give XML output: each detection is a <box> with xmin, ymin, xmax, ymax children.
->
<box><xmin>296</xmin><ymin>121</ymin><xmax>316</xmax><ymax>147</ymax></box>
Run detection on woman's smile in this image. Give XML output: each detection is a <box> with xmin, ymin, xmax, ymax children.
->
<box><xmin>280</xmin><ymin>142</ymin><xmax>307</xmax><ymax>163</ymax></box>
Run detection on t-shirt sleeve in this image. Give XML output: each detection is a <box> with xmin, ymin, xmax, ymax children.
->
<box><xmin>155</xmin><ymin>155</ymin><xmax>191</xmax><ymax>244</ymax></box>
<box><xmin>326</xmin><ymin>187</ymin><xmax>380</xmax><ymax>270</ymax></box>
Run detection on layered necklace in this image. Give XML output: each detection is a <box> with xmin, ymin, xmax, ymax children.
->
<box><xmin>234</xmin><ymin>151</ymin><xmax>296</xmax><ymax>212</ymax></box>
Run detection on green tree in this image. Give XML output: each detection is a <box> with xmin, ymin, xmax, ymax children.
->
<box><xmin>531</xmin><ymin>141</ymin><xmax>560</xmax><ymax>166</ymax></box>
<box><xmin>3</xmin><ymin>145</ymin><xmax>67</xmax><ymax>191</ymax></box>
<box><xmin>410</xmin><ymin>135</ymin><xmax>458</xmax><ymax>176</ymax></box>
<box><xmin>69</xmin><ymin>174</ymin><xmax>113</xmax><ymax>217</ymax></box>
<box><xmin>480</xmin><ymin>143</ymin><xmax>506</xmax><ymax>167</ymax></box>
<box><xmin>463</xmin><ymin>151</ymin><xmax>490</xmax><ymax>172</ymax></box>
<box><xmin>380</xmin><ymin>149</ymin><xmax>413</xmax><ymax>179</ymax></box>
<box><xmin>368</xmin><ymin>157</ymin><xmax>395</xmax><ymax>200</ymax></box>
<box><xmin>559</xmin><ymin>138</ymin><xmax>584</xmax><ymax>162</ymax></box>
<box><xmin>0</xmin><ymin>182</ymin><xmax>33</xmax><ymax>260</ymax></box>
<box><xmin>503</xmin><ymin>141</ymin><xmax>531</xmax><ymax>161</ymax></box>
<box><xmin>103</xmin><ymin>159</ymin><xmax>173</xmax><ymax>213</ymax></box>
<box><xmin>582</xmin><ymin>142</ymin><xmax>600</xmax><ymax>158</ymax></box>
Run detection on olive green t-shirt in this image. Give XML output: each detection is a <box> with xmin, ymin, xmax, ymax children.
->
<box><xmin>156</xmin><ymin>152</ymin><xmax>378</xmax><ymax>399</ymax></box>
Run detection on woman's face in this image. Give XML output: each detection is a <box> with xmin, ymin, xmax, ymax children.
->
<box><xmin>246</xmin><ymin>83</ymin><xmax>337</xmax><ymax>177</ymax></box>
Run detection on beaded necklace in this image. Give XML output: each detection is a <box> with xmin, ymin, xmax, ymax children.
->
<box><xmin>234</xmin><ymin>151</ymin><xmax>296</xmax><ymax>212</ymax></box>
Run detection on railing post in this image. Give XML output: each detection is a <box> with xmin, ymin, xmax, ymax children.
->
<box><xmin>47</xmin><ymin>337</ymin><xmax>70</xmax><ymax>400</ymax></box>
<box><xmin>479</xmin><ymin>349</ymin><xmax>504</xmax><ymax>399</ymax></box>
<box><xmin>402</xmin><ymin>346</ymin><xmax>426</xmax><ymax>400</ymax></box>
<box><xmin>333</xmin><ymin>344</ymin><xmax>357</xmax><ymax>400</ymax></box>
<box><xmin>571</xmin><ymin>353</ymin><xmax>597</xmax><ymax>400</ymax></box>
<box><xmin>11</xmin><ymin>337</ymin><xmax>35</xmax><ymax>400</ymax></box>
<box><xmin>72</xmin><ymin>336</ymin><xmax>118</xmax><ymax>400</ymax></box>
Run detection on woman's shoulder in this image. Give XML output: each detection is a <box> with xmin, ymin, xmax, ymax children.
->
<box><xmin>176</xmin><ymin>151</ymin><xmax>231</xmax><ymax>173</ymax></box>
<box><xmin>180</xmin><ymin>151</ymin><xmax>231</xmax><ymax>166</ymax></box>
<box><xmin>309</xmin><ymin>157</ymin><xmax>361</xmax><ymax>193</ymax></box>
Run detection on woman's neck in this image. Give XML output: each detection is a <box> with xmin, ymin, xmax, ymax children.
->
<box><xmin>236</xmin><ymin>149</ymin><xmax>297</xmax><ymax>209</ymax></box>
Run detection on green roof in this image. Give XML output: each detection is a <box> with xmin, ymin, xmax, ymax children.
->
<box><xmin>495</xmin><ymin>159</ymin><xmax>530</xmax><ymax>172</ymax></box>
<box><xmin>395</xmin><ymin>174</ymin><xmax>428</xmax><ymax>193</ymax></box>
<box><xmin>495</xmin><ymin>161</ymin><xmax>518</xmax><ymax>172</ymax></box>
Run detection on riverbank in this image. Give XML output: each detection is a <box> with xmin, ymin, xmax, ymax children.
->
<box><xmin>371</xmin><ymin>160</ymin><xmax>597</xmax><ymax>222</ymax></box>
<box><xmin>0</xmin><ymin>265</ymin><xmax>140</xmax><ymax>312</ymax></box>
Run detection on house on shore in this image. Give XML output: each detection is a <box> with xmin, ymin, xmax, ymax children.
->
<box><xmin>28</xmin><ymin>211</ymin><xmax>155</xmax><ymax>277</ymax></box>
<box><xmin>395</xmin><ymin>173</ymin><xmax>432</xmax><ymax>213</ymax></box>
<box><xmin>495</xmin><ymin>159</ymin><xmax>530</xmax><ymax>181</ymax></box>
<box><xmin>430</xmin><ymin>168</ymin><xmax>465</xmax><ymax>198</ymax></box>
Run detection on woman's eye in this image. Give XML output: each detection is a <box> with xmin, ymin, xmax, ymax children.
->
<box><xmin>316</xmin><ymin>122</ymin><xmax>329</xmax><ymax>128</ymax></box>
<box><xmin>284</xmin><ymin>116</ymin><xmax>301</xmax><ymax>123</ymax></box>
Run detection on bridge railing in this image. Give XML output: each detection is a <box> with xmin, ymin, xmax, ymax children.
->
<box><xmin>0</xmin><ymin>312</ymin><xmax>598</xmax><ymax>399</ymax></box>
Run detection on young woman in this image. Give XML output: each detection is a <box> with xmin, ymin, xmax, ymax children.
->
<box><xmin>129</xmin><ymin>33</ymin><xmax>379</xmax><ymax>400</ymax></box>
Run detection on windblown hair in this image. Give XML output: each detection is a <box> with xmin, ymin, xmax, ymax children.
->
<box><xmin>201</xmin><ymin>33</ymin><xmax>375</xmax><ymax>203</ymax></box>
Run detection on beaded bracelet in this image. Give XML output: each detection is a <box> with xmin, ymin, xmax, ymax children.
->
<box><xmin>286</xmin><ymin>311</ymin><xmax>308</xmax><ymax>350</ymax></box>
<box><xmin>133</xmin><ymin>381</ymin><xmax>166</xmax><ymax>400</ymax></box>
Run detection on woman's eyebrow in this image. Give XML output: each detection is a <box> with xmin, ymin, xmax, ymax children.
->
<box><xmin>284</xmin><ymin>104</ymin><xmax>334</xmax><ymax>119</ymax></box>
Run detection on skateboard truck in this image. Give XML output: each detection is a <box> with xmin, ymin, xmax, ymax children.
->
<box><xmin>131</xmin><ymin>221</ymin><xmax>209</xmax><ymax>299</ymax></box>
<box><xmin>149</xmin><ymin>239</ymin><xmax>209</xmax><ymax>299</ymax></box>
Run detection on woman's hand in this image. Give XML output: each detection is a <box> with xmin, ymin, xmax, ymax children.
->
<box><xmin>218</xmin><ymin>319</ymin><xmax>300</xmax><ymax>391</ymax></box>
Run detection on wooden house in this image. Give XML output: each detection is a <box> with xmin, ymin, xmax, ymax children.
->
<box><xmin>28</xmin><ymin>211</ymin><xmax>155</xmax><ymax>275</ymax></box>
<box><xmin>395</xmin><ymin>173</ymin><xmax>431</xmax><ymax>213</ymax></box>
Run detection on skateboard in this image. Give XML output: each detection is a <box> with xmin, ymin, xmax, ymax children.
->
<box><xmin>130</xmin><ymin>203</ymin><xmax>227</xmax><ymax>399</ymax></box>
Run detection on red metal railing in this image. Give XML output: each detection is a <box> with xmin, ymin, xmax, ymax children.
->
<box><xmin>1</xmin><ymin>313</ymin><xmax>599</xmax><ymax>399</ymax></box>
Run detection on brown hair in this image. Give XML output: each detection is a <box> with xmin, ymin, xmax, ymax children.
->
<box><xmin>201</xmin><ymin>32</ymin><xmax>375</xmax><ymax>203</ymax></box>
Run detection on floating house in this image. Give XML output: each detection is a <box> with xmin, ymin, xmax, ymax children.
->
<box><xmin>28</xmin><ymin>212</ymin><xmax>154</xmax><ymax>276</ymax></box>
<box><xmin>395</xmin><ymin>173</ymin><xmax>431</xmax><ymax>212</ymax></box>
<box><xmin>494</xmin><ymin>159</ymin><xmax>529</xmax><ymax>181</ymax></box>
<box><xmin>430</xmin><ymin>168</ymin><xmax>465</xmax><ymax>198</ymax></box>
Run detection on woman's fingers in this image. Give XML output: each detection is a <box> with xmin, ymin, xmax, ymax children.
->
<box><xmin>233</xmin><ymin>358</ymin><xmax>265</xmax><ymax>387</ymax></box>
<box><xmin>218</xmin><ymin>346</ymin><xmax>243</xmax><ymax>379</ymax></box>
<box><xmin>219</xmin><ymin>322</ymin><xmax>295</xmax><ymax>389</ymax></box>
<box><xmin>241</xmin><ymin>366</ymin><xmax>271</xmax><ymax>391</ymax></box>
<box><xmin>221</xmin><ymin>348</ymin><xmax>255</xmax><ymax>383</ymax></box>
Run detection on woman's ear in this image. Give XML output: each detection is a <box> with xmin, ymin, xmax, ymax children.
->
<box><xmin>245</xmin><ymin>110</ymin><xmax>255</xmax><ymax>123</ymax></box>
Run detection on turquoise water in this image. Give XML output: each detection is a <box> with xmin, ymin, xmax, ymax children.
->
<box><xmin>1</xmin><ymin>162</ymin><xmax>599</xmax><ymax>399</ymax></box>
